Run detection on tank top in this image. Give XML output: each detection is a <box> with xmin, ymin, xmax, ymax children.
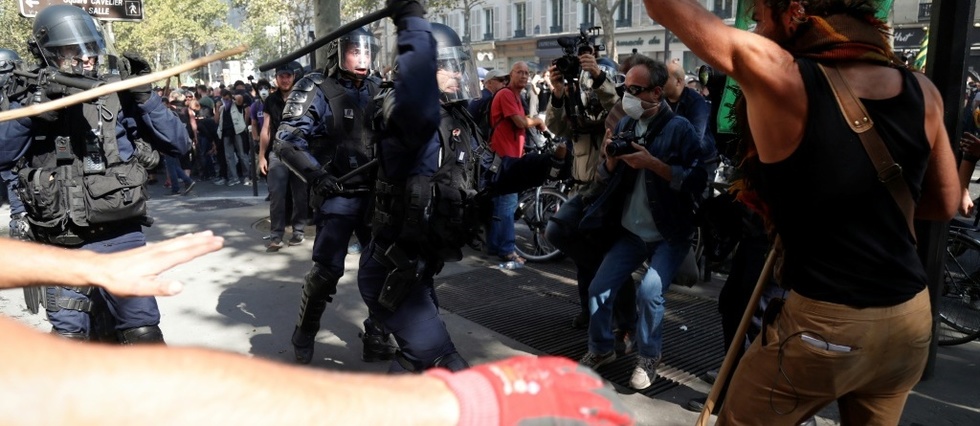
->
<box><xmin>758</xmin><ymin>58</ymin><xmax>930</xmax><ymax>307</ymax></box>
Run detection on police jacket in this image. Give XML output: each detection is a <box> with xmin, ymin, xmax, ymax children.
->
<box><xmin>581</xmin><ymin>109</ymin><xmax>707</xmax><ymax>243</ymax></box>
<box><xmin>275</xmin><ymin>73</ymin><xmax>381</xmax><ymax>216</ymax></box>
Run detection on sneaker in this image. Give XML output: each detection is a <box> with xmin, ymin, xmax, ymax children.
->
<box><xmin>181</xmin><ymin>181</ymin><xmax>196</xmax><ymax>195</ymax></box>
<box><xmin>348</xmin><ymin>242</ymin><xmax>362</xmax><ymax>255</ymax></box>
<box><xmin>288</xmin><ymin>234</ymin><xmax>305</xmax><ymax>246</ymax></box>
<box><xmin>266</xmin><ymin>237</ymin><xmax>283</xmax><ymax>252</ymax></box>
<box><xmin>227</xmin><ymin>179</ymin><xmax>240</xmax><ymax>186</ymax></box>
<box><xmin>685</xmin><ymin>397</ymin><xmax>720</xmax><ymax>414</ymax></box>
<box><xmin>614</xmin><ymin>329</ymin><xmax>636</xmax><ymax>356</ymax></box>
<box><xmin>629</xmin><ymin>355</ymin><xmax>660</xmax><ymax>390</ymax></box>
<box><xmin>213</xmin><ymin>178</ymin><xmax>226</xmax><ymax>186</ymax></box>
<box><xmin>579</xmin><ymin>350</ymin><xmax>617</xmax><ymax>370</ymax></box>
<box><xmin>571</xmin><ymin>312</ymin><xmax>589</xmax><ymax>330</ymax></box>
<box><xmin>243</xmin><ymin>180</ymin><xmax>252</xmax><ymax>186</ymax></box>
<box><xmin>166</xmin><ymin>191</ymin><xmax>181</xmax><ymax>196</ymax></box>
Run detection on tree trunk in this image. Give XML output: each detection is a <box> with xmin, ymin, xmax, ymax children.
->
<box><xmin>314</xmin><ymin>0</ymin><xmax>341</xmax><ymax>71</ymax></box>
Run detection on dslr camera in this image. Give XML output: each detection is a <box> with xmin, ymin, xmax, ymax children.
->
<box><xmin>552</xmin><ymin>26</ymin><xmax>604</xmax><ymax>82</ymax></box>
<box><xmin>605</xmin><ymin>131</ymin><xmax>642</xmax><ymax>157</ymax></box>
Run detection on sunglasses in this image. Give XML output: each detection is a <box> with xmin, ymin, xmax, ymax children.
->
<box><xmin>625</xmin><ymin>85</ymin><xmax>653</xmax><ymax>96</ymax></box>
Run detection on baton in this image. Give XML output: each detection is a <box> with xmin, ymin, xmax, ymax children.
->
<box><xmin>258</xmin><ymin>7</ymin><xmax>394</xmax><ymax>72</ymax></box>
<box><xmin>0</xmin><ymin>45</ymin><xmax>249</xmax><ymax>123</ymax></box>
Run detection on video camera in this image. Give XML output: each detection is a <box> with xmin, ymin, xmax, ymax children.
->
<box><xmin>552</xmin><ymin>26</ymin><xmax>604</xmax><ymax>82</ymax></box>
<box><xmin>605</xmin><ymin>131</ymin><xmax>642</xmax><ymax>157</ymax></box>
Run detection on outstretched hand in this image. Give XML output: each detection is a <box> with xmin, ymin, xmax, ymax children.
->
<box><xmin>91</xmin><ymin>231</ymin><xmax>224</xmax><ymax>296</ymax></box>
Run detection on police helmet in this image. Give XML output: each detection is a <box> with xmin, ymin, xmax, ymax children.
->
<box><xmin>430</xmin><ymin>23</ymin><xmax>480</xmax><ymax>104</ymax></box>
<box><xmin>0</xmin><ymin>48</ymin><xmax>23</xmax><ymax>92</ymax></box>
<box><xmin>31</xmin><ymin>5</ymin><xmax>116</xmax><ymax>77</ymax></box>
<box><xmin>335</xmin><ymin>27</ymin><xmax>379</xmax><ymax>80</ymax></box>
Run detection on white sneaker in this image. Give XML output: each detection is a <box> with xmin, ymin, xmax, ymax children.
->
<box><xmin>629</xmin><ymin>356</ymin><xmax>660</xmax><ymax>390</ymax></box>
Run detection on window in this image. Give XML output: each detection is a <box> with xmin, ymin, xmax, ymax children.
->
<box><xmin>582</xmin><ymin>4</ymin><xmax>597</xmax><ymax>28</ymax></box>
<box><xmin>712</xmin><ymin>0</ymin><xmax>734</xmax><ymax>19</ymax></box>
<box><xmin>550</xmin><ymin>0</ymin><xmax>564</xmax><ymax>33</ymax></box>
<box><xmin>484</xmin><ymin>8</ymin><xmax>494</xmax><ymax>40</ymax></box>
<box><xmin>515</xmin><ymin>3</ymin><xmax>526</xmax><ymax>37</ymax></box>
<box><xmin>617</xmin><ymin>0</ymin><xmax>633</xmax><ymax>27</ymax></box>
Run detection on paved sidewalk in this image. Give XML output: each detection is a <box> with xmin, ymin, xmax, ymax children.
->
<box><xmin>0</xmin><ymin>179</ymin><xmax>976</xmax><ymax>425</ymax></box>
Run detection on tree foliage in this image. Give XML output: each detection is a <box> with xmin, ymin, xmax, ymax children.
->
<box><xmin>235</xmin><ymin>0</ymin><xmax>316</xmax><ymax>67</ymax></box>
<box><xmin>0</xmin><ymin>3</ymin><xmax>41</xmax><ymax>62</ymax></box>
<box><xmin>428</xmin><ymin>0</ymin><xmax>486</xmax><ymax>43</ymax></box>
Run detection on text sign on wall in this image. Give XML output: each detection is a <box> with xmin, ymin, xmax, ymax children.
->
<box><xmin>19</xmin><ymin>0</ymin><xmax>144</xmax><ymax>22</ymax></box>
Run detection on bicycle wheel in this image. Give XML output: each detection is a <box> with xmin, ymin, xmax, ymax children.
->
<box><xmin>514</xmin><ymin>188</ymin><xmax>566</xmax><ymax>262</ymax></box>
<box><xmin>938</xmin><ymin>230</ymin><xmax>980</xmax><ymax>346</ymax></box>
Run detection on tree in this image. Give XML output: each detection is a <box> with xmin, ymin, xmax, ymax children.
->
<box><xmin>581</xmin><ymin>0</ymin><xmax>623</xmax><ymax>60</ymax></box>
<box><xmin>0</xmin><ymin>3</ymin><xmax>44</xmax><ymax>63</ymax></box>
<box><xmin>236</xmin><ymin>0</ymin><xmax>318</xmax><ymax>71</ymax></box>
<box><xmin>111</xmin><ymin>0</ymin><xmax>239</xmax><ymax>85</ymax></box>
<box><xmin>428</xmin><ymin>0</ymin><xmax>486</xmax><ymax>44</ymax></box>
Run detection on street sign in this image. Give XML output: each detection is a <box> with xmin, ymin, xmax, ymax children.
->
<box><xmin>19</xmin><ymin>0</ymin><xmax>144</xmax><ymax>22</ymax></box>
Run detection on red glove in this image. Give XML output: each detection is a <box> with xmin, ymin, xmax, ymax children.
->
<box><xmin>427</xmin><ymin>356</ymin><xmax>634</xmax><ymax>426</ymax></box>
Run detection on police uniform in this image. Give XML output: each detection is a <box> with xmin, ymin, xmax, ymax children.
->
<box><xmin>274</xmin><ymin>30</ymin><xmax>395</xmax><ymax>364</ymax></box>
<box><xmin>0</xmin><ymin>5</ymin><xmax>190</xmax><ymax>343</ymax></box>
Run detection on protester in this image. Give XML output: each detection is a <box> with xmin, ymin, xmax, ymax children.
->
<box><xmin>643</xmin><ymin>0</ymin><xmax>959</xmax><ymax>423</ymax></box>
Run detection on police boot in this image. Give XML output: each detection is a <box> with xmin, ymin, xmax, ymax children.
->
<box><xmin>292</xmin><ymin>264</ymin><xmax>339</xmax><ymax>364</ymax></box>
<box><xmin>53</xmin><ymin>331</ymin><xmax>89</xmax><ymax>341</ymax></box>
<box><xmin>358</xmin><ymin>317</ymin><xmax>397</xmax><ymax>362</ymax></box>
<box><xmin>117</xmin><ymin>325</ymin><xmax>165</xmax><ymax>344</ymax></box>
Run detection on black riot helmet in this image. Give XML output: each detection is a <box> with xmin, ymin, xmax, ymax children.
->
<box><xmin>430</xmin><ymin>23</ymin><xmax>480</xmax><ymax>104</ymax></box>
<box><xmin>0</xmin><ymin>48</ymin><xmax>23</xmax><ymax>94</ymax></box>
<box><xmin>30</xmin><ymin>5</ymin><xmax>117</xmax><ymax>78</ymax></box>
<box><xmin>332</xmin><ymin>27</ymin><xmax>379</xmax><ymax>81</ymax></box>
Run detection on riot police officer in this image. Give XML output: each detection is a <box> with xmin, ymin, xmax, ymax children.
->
<box><xmin>274</xmin><ymin>27</ymin><xmax>397</xmax><ymax>364</ymax></box>
<box><xmin>360</xmin><ymin>18</ymin><xmax>569</xmax><ymax>372</ymax></box>
<box><xmin>0</xmin><ymin>48</ymin><xmax>30</xmax><ymax>240</ymax></box>
<box><xmin>0</xmin><ymin>4</ymin><xmax>190</xmax><ymax>343</ymax></box>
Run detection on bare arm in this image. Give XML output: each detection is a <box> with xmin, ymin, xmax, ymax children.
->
<box><xmin>915</xmin><ymin>74</ymin><xmax>960</xmax><ymax>220</ymax></box>
<box><xmin>0</xmin><ymin>232</ymin><xmax>223</xmax><ymax>297</ymax></box>
<box><xmin>643</xmin><ymin>0</ymin><xmax>806</xmax><ymax>163</ymax></box>
<box><xmin>0</xmin><ymin>317</ymin><xmax>459</xmax><ymax>426</ymax></box>
<box><xmin>508</xmin><ymin>113</ymin><xmax>545</xmax><ymax>130</ymax></box>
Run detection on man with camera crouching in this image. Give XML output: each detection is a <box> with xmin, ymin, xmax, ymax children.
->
<box><xmin>543</xmin><ymin>42</ymin><xmax>621</xmax><ymax>332</ymax></box>
<box><xmin>576</xmin><ymin>55</ymin><xmax>707</xmax><ymax>391</ymax></box>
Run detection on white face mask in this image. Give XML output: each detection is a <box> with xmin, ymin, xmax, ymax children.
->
<box><xmin>259</xmin><ymin>89</ymin><xmax>270</xmax><ymax>100</ymax></box>
<box><xmin>622</xmin><ymin>92</ymin><xmax>646</xmax><ymax>120</ymax></box>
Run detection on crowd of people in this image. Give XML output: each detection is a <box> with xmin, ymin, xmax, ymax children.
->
<box><xmin>0</xmin><ymin>0</ymin><xmax>972</xmax><ymax>424</ymax></box>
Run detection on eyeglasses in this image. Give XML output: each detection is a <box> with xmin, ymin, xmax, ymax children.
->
<box><xmin>625</xmin><ymin>85</ymin><xmax>653</xmax><ymax>96</ymax></box>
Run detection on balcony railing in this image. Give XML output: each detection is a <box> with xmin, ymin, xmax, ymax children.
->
<box><xmin>514</xmin><ymin>29</ymin><xmax>526</xmax><ymax>38</ymax></box>
<box><xmin>550</xmin><ymin>25</ymin><xmax>563</xmax><ymax>34</ymax></box>
<box><xmin>483</xmin><ymin>32</ymin><xmax>494</xmax><ymax>41</ymax></box>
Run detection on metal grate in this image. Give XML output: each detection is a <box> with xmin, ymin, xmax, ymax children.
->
<box><xmin>435</xmin><ymin>260</ymin><xmax>725</xmax><ymax>397</ymax></box>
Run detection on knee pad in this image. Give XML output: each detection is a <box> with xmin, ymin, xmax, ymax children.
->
<box><xmin>303</xmin><ymin>263</ymin><xmax>340</xmax><ymax>303</ymax></box>
<box><xmin>117</xmin><ymin>325</ymin><xmax>165</xmax><ymax>345</ymax></box>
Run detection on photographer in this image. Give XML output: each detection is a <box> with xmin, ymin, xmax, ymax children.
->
<box><xmin>543</xmin><ymin>47</ymin><xmax>621</xmax><ymax>330</ymax></box>
<box><xmin>575</xmin><ymin>55</ymin><xmax>706</xmax><ymax>392</ymax></box>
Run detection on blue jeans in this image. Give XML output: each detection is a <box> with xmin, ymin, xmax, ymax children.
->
<box><xmin>588</xmin><ymin>232</ymin><xmax>690</xmax><ymax>359</ymax></box>
<box><xmin>165</xmin><ymin>155</ymin><xmax>194</xmax><ymax>193</ymax></box>
<box><xmin>488</xmin><ymin>192</ymin><xmax>518</xmax><ymax>256</ymax></box>
<box><xmin>267</xmin><ymin>153</ymin><xmax>308</xmax><ymax>239</ymax></box>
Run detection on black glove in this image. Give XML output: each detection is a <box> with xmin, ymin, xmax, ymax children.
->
<box><xmin>28</xmin><ymin>88</ymin><xmax>59</xmax><ymax>123</ymax></box>
<box><xmin>312</xmin><ymin>173</ymin><xmax>342</xmax><ymax>196</ymax></box>
<box><xmin>387</xmin><ymin>0</ymin><xmax>425</xmax><ymax>26</ymax></box>
<box><xmin>133</xmin><ymin>139</ymin><xmax>160</xmax><ymax>169</ymax></box>
<box><xmin>119</xmin><ymin>53</ymin><xmax>152</xmax><ymax>104</ymax></box>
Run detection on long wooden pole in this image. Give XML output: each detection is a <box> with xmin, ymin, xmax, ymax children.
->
<box><xmin>696</xmin><ymin>237</ymin><xmax>780</xmax><ymax>426</ymax></box>
<box><xmin>0</xmin><ymin>45</ymin><xmax>248</xmax><ymax>123</ymax></box>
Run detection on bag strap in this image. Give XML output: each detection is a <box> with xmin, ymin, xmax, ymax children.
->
<box><xmin>817</xmin><ymin>63</ymin><xmax>916</xmax><ymax>241</ymax></box>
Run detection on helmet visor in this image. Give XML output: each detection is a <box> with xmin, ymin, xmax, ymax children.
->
<box><xmin>339</xmin><ymin>35</ymin><xmax>377</xmax><ymax>77</ymax></box>
<box><xmin>37</xmin><ymin>16</ymin><xmax>114</xmax><ymax>77</ymax></box>
<box><xmin>436</xmin><ymin>46</ymin><xmax>480</xmax><ymax>103</ymax></box>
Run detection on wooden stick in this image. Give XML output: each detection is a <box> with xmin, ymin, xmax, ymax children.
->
<box><xmin>696</xmin><ymin>236</ymin><xmax>781</xmax><ymax>426</ymax></box>
<box><xmin>0</xmin><ymin>45</ymin><xmax>248</xmax><ymax>123</ymax></box>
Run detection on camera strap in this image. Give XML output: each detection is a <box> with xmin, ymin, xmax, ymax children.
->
<box><xmin>818</xmin><ymin>63</ymin><xmax>916</xmax><ymax>241</ymax></box>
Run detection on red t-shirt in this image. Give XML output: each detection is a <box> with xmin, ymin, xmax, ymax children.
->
<box><xmin>489</xmin><ymin>86</ymin><xmax>525</xmax><ymax>158</ymax></box>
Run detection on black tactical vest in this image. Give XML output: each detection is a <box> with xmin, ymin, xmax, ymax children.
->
<box><xmin>319</xmin><ymin>76</ymin><xmax>381</xmax><ymax>188</ymax></box>
<box><xmin>15</xmin><ymin>93</ymin><xmax>148</xmax><ymax>245</ymax></box>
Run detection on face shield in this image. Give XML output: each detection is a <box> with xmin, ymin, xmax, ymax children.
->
<box><xmin>339</xmin><ymin>35</ymin><xmax>378</xmax><ymax>79</ymax></box>
<box><xmin>35</xmin><ymin>16</ymin><xmax>117</xmax><ymax>78</ymax></box>
<box><xmin>436</xmin><ymin>45</ymin><xmax>480</xmax><ymax>103</ymax></box>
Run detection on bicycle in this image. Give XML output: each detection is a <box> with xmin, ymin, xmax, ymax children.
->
<box><xmin>512</xmin><ymin>130</ymin><xmax>570</xmax><ymax>263</ymax></box>
<box><xmin>938</xmin><ymin>218</ymin><xmax>980</xmax><ymax>346</ymax></box>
